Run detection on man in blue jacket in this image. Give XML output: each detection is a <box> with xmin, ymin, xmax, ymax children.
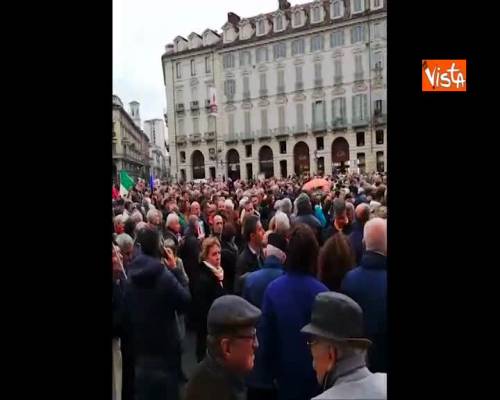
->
<box><xmin>342</xmin><ymin>217</ymin><xmax>387</xmax><ymax>373</ymax></box>
<box><xmin>348</xmin><ymin>203</ymin><xmax>370</xmax><ymax>265</ymax></box>
<box><xmin>243</xmin><ymin>233</ymin><xmax>288</xmax><ymax>400</ymax></box>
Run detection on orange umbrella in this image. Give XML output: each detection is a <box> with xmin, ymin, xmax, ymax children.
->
<box><xmin>302</xmin><ymin>178</ymin><xmax>332</xmax><ymax>193</ymax></box>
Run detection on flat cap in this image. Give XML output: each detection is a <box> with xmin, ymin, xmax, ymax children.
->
<box><xmin>207</xmin><ymin>295</ymin><xmax>262</xmax><ymax>335</ymax></box>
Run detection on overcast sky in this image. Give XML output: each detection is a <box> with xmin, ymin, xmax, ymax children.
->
<box><xmin>113</xmin><ymin>0</ymin><xmax>283</xmax><ymax>126</ymax></box>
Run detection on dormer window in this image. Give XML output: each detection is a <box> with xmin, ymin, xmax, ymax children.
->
<box><xmin>331</xmin><ymin>0</ymin><xmax>343</xmax><ymax>19</ymax></box>
<box><xmin>312</xmin><ymin>6</ymin><xmax>320</xmax><ymax>22</ymax></box>
<box><xmin>294</xmin><ymin>10</ymin><xmax>302</xmax><ymax>26</ymax></box>
<box><xmin>352</xmin><ymin>0</ymin><xmax>364</xmax><ymax>14</ymax></box>
<box><xmin>372</xmin><ymin>0</ymin><xmax>383</xmax><ymax>10</ymax></box>
<box><xmin>257</xmin><ymin>20</ymin><xmax>265</xmax><ymax>35</ymax></box>
<box><xmin>276</xmin><ymin>16</ymin><xmax>283</xmax><ymax>31</ymax></box>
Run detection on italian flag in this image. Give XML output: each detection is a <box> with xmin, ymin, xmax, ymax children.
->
<box><xmin>119</xmin><ymin>170</ymin><xmax>135</xmax><ymax>197</ymax></box>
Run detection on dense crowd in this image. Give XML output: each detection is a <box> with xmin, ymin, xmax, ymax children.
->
<box><xmin>112</xmin><ymin>172</ymin><xmax>387</xmax><ymax>400</ymax></box>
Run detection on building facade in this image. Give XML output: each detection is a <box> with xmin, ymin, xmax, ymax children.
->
<box><xmin>144</xmin><ymin>118</ymin><xmax>169</xmax><ymax>179</ymax></box>
<box><xmin>162</xmin><ymin>0</ymin><xmax>387</xmax><ymax>182</ymax></box>
<box><xmin>112</xmin><ymin>95</ymin><xmax>151</xmax><ymax>183</ymax></box>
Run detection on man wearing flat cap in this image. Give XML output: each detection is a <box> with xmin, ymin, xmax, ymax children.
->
<box><xmin>301</xmin><ymin>292</ymin><xmax>387</xmax><ymax>400</ymax></box>
<box><xmin>185</xmin><ymin>295</ymin><xmax>262</xmax><ymax>400</ymax></box>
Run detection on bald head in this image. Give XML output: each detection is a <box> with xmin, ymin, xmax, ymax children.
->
<box><xmin>355</xmin><ymin>203</ymin><xmax>371</xmax><ymax>224</ymax></box>
<box><xmin>364</xmin><ymin>217</ymin><xmax>387</xmax><ymax>255</ymax></box>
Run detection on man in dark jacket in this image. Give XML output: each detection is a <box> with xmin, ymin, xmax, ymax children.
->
<box><xmin>342</xmin><ymin>217</ymin><xmax>387</xmax><ymax>373</ymax></box>
<box><xmin>164</xmin><ymin>212</ymin><xmax>182</xmax><ymax>247</ymax></box>
<box><xmin>185</xmin><ymin>295</ymin><xmax>261</xmax><ymax>400</ymax></box>
<box><xmin>121</xmin><ymin>227</ymin><xmax>191</xmax><ymax>400</ymax></box>
<box><xmin>348</xmin><ymin>203</ymin><xmax>370</xmax><ymax>264</ymax></box>
<box><xmin>191</xmin><ymin>201</ymin><xmax>210</xmax><ymax>238</ymax></box>
<box><xmin>301</xmin><ymin>292</ymin><xmax>386</xmax><ymax>399</ymax></box>
<box><xmin>291</xmin><ymin>193</ymin><xmax>322</xmax><ymax>240</ymax></box>
<box><xmin>234</xmin><ymin>215</ymin><xmax>265</xmax><ymax>294</ymax></box>
<box><xmin>321</xmin><ymin>198</ymin><xmax>352</xmax><ymax>245</ymax></box>
<box><xmin>220</xmin><ymin>222</ymin><xmax>239</xmax><ymax>294</ymax></box>
<box><xmin>242</xmin><ymin>233</ymin><xmax>287</xmax><ymax>400</ymax></box>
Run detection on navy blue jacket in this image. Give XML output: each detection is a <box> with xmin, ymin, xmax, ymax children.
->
<box><xmin>121</xmin><ymin>254</ymin><xmax>191</xmax><ymax>370</ymax></box>
<box><xmin>349</xmin><ymin>221</ymin><xmax>365</xmax><ymax>265</ymax></box>
<box><xmin>242</xmin><ymin>256</ymin><xmax>285</xmax><ymax>389</ymax></box>
<box><xmin>259</xmin><ymin>272</ymin><xmax>329</xmax><ymax>400</ymax></box>
<box><xmin>341</xmin><ymin>251</ymin><xmax>387</xmax><ymax>373</ymax></box>
<box><xmin>242</xmin><ymin>255</ymin><xmax>285</xmax><ymax>309</ymax></box>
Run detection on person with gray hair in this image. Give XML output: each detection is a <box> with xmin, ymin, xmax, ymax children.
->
<box><xmin>269</xmin><ymin>210</ymin><xmax>290</xmax><ymax>236</ymax></box>
<box><xmin>164</xmin><ymin>212</ymin><xmax>182</xmax><ymax>247</ymax></box>
<box><xmin>301</xmin><ymin>292</ymin><xmax>386</xmax><ymax>399</ymax></box>
<box><xmin>278</xmin><ymin>197</ymin><xmax>293</xmax><ymax>217</ymax></box>
<box><xmin>342</xmin><ymin>217</ymin><xmax>387</xmax><ymax>373</ymax></box>
<box><xmin>114</xmin><ymin>214</ymin><xmax>127</xmax><ymax>235</ymax></box>
<box><xmin>115</xmin><ymin>233</ymin><xmax>135</xmax><ymax>270</ymax></box>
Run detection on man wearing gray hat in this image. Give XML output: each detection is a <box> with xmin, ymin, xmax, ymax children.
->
<box><xmin>301</xmin><ymin>292</ymin><xmax>387</xmax><ymax>400</ymax></box>
<box><xmin>185</xmin><ymin>295</ymin><xmax>262</xmax><ymax>400</ymax></box>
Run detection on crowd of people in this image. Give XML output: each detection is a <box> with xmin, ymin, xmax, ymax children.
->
<box><xmin>112</xmin><ymin>172</ymin><xmax>387</xmax><ymax>400</ymax></box>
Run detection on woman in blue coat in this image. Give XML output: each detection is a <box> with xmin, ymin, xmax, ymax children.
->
<box><xmin>258</xmin><ymin>224</ymin><xmax>329</xmax><ymax>400</ymax></box>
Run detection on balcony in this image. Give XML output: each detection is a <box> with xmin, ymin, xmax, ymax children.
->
<box><xmin>352</xmin><ymin>116</ymin><xmax>369</xmax><ymax>127</ymax></box>
<box><xmin>312</xmin><ymin>121</ymin><xmax>327</xmax><ymax>134</ymax></box>
<box><xmin>274</xmin><ymin>126</ymin><xmax>290</xmax><ymax>138</ymax></box>
<box><xmin>295</xmin><ymin>81</ymin><xmax>303</xmax><ymax>91</ymax></box>
<box><xmin>277</xmin><ymin>85</ymin><xmax>285</xmax><ymax>95</ymax></box>
<box><xmin>204</xmin><ymin>131</ymin><xmax>216</xmax><ymax>141</ymax></box>
<box><xmin>293</xmin><ymin>124</ymin><xmax>308</xmax><ymax>137</ymax></box>
<box><xmin>373</xmin><ymin>112</ymin><xmax>387</xmax><ymax>125</ymax></box>
<box><xmin>189</xmin><ymin>133</ymin><xmax>202</xmax><ymax>143</ymax></box>
<box><xmin>257</xmin><ymin>129</ymin><xmax>271</xmax><ymax>140</ymax></box>
<box><xmin>175</xmin><ymin>103</ymin><xmax>185</xmax><ymax>114</ymax></box>
<box><xmin>241</xmin><ymin>131</ymin><xmax>256</xmax><ymax>142</ymax></box>
<box><xmin>176</xmin><ymin>135</ymin><xmax>187</xmax><ymax>145</ymax></box>
<box><xmin>225</xmin><ymin>133</ymin><xmax>239</xmax><ymax>144</ymax></box>
<box><xmin>354</xmin><ymin>72</ymin><xmax>364</xmax><ymax>82</ymax></box>
<box><xmin>259</xmin><ymin>89</ymin><xmax>268</xmax><ymax>98</ymax></box>
<box><xmin>190</xmin><ymin>101</ymin><xmax>200</xmax><ymax>114</ymax></box>
<box><xmin>331</xmin><ymin>118</ymin><xmax>348</xmax><ymax>130</ymax></box>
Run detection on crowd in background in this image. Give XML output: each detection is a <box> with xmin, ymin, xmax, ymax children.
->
<box><xmin>112</xmin><ymin>172</ymin><xmax>387</xmax><ymax>400</ymax></box>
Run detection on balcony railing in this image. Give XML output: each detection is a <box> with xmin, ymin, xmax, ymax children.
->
<box><xmin>190</xmin><ymin>101</ymin><xmax>200</xmax><ymax>111</ymax></box>
<box><xmin>354</xmin><ymin>72</ymin><xmax>364</xmax><ymax>82</ymax></box>
<box><xmin>189</xmin><ymin>133</ymin><xmax>202</xmax><ymax>143</ymax></box>
<box><xmin>292</xmin><ymin>124</ymin><xmax>308</xmax><ymax>136</ymax></box>
<box><xmin>274</xmin><ymin>126</ymin><xmax>290</xmax><ymax>137</ymax></box>
<box><xmin>241</xmin><ymin>131</ymin><xmax>256</xmax><ymax>142</ymax></box>
<box><xmin>312</xmin><ymin>121</ymin><xmax>327</xmax><ymax>132</ymax></box>
<box><xmin>259</xmin><ymin>89</ymin><xmax>268</xmax><ymax>98</ymax></box>
<box><xmin>373</xmin><ymin>113</ymin><xmax>387</xmax><ymax>125</ymax></box>
<box><xmin>277</xmin><ymin>85</ymin><xmax>285</xmax><ymax>95</ymax></box>
<box><xmin>176</xmin><ymin>135</ymin><xmax>187</xmax><ymax>145</ymax></box>
<box><xmin>352</xmin><ymin>116</ymin><xmax>369</xmax><ymax>127</ymax></box>
<box><xmin>204</xmin><ymin>131</ymin><xmax>216</xmax><ymax>141</ymax></box>
<box><xmin>332</xmin><ymin>118</ymin><xmax>348</xmax><ymax>129</ymax></box>
<box><xmin>175</xmin><ymin>104</ymin><xmax>185</xmax><ymax>114</ymax></box>
<box><xmin>257</xmin><ymin>129</ymin><xmax>271</xmax><ymax>140</ymax></box>
<box><xmin>225</xmin><ymin>133</ymin><xmax>239</xmax><ymax>144</ymax></box>
<box><xmin>314</xmin><ymin>78</ymin><xmax>323</xmax><ymax>88</ymax></box>
<box><xmin>243</xmin><ymin>91</ymin><xmax>251</xmax><ymax>101</ymax></box>
<box><xmin>295</xmin><ymin>81</ymin><xmax>304</xmax><ymax>91</ymax></box>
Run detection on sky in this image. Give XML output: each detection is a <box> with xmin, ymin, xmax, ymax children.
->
<box><xmin>113</xmin><ymin>0</ymin><xmax>284</xmax><ymax>127</ymax></box>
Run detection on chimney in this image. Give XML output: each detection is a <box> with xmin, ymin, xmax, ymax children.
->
<box><xmin>129</xmin><ymin>101</ymin><xmax>141</xmax><ymax>129</ymax></box>
<box><xmin>227</xmin><ymin>12</ymin><xmax>241</xmax><ymax>26</ymax></box>
<box><xmin>278</xmin><ymin>0</ymin><xmax>291</xmax><ymax>10</ymax></box>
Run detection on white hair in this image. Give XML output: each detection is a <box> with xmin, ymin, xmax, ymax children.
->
<box><xmin>224</xmin><ymin>199</ymin><xmax>234</xmax><ymax>211</ymax></box>
<box><xmin>131</xmin><ymin>211</ymin><xmax>143</xmax><ymax>223</ymax></box>
<box><xmin>114</xmin><ymin>214</ymin><xmax>127</xmax><ymax>226</ymax></box>
<box><xmin>166</xmin><ymin>213</ymin><xmax>179</xmax><ymax>228</ymax></box>
<box><xmin>239</xmin><ymin>196</ymin><xmax>249</xmax><ymax>208</ymax></box>
<box><xmin>364</xmin><ymin>217</ymin><xmax>387</xmax><ymax>254</ymax></box>
<box><xmin>279</xmin><ymin>198</ymin><xmax>292</xmax><ymax>214</ymax></box>
<box><xmin>147</xmin><ymin>209</ymin><xmax>158</xmax><ymax>223</ymax></box>
<box><xmin>271</xmin><ymin>211</ymin><xmax>290</xmax><ymax>235</ymax></box>
<box><xmin>115</xmin><ymin>233</ymin><xmax>134</xmax><ymax>251</ymax></box>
